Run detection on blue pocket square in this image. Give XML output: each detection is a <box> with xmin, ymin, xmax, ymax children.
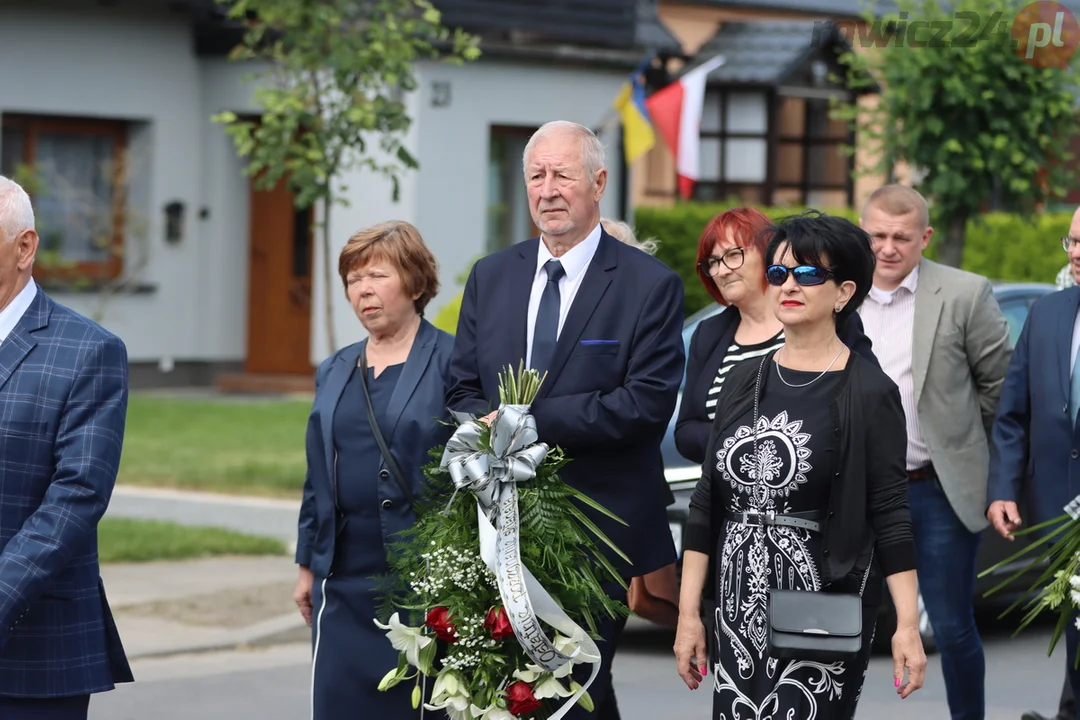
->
<box><xmin>580</xmin><ymin>339</ymin><xmax>619</xmax><ymax>345</ymax></box>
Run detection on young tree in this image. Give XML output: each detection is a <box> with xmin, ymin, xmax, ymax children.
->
<box><xmin>213</xmin><ymin>0</ymin><xmax>479</xmax><ymax>354</ymax></box>
<box><xmin>835</xmin><ymin>0</ymin><xmax>1080</xmax><ymax>266</ymax></box>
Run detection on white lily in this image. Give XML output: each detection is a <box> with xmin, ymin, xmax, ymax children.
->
<box><xmin>373</xmin><ymin>613</ymin><xmax>432</xmax><ymax>669</ymax></box>
<box><xmin>533</xmin><ymin>673</ymin><xmax>575</xmax><ymax>700</ymax></box>
<box><xmin>471</xmin><ymin>704</ymin><xmax>515</xmax><ymax>720</ymax></box>
<box><xmin>426</xmin><ymin>671</ymin><xmax>471</xmax><ymax>709</ymax></box>
<box><xmin>553</xmin><ymin>627</ymin><xmax>601</xmax><ymax>665</ymax></box>
<box><xmin>511</xmin><ymin>664</ymin><xmax>545</xmax><ymax>683</ymax></box>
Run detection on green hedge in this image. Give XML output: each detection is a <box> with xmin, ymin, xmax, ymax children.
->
<box><xmin>428</xmin><ymin>205</ymin><xmax>1071</xmax><ymax>331</ymax></box>
<box><xmin>635</xmin><ymin>203</ymin><xmax>1071</xmax><ymax>318</ymax></box>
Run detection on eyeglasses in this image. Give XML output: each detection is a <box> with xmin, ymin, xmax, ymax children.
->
<box><xmin>698</xmin><ymin>247</ymin><xmax>745</xmax><ymax>276</ymax></box>
<box><xmin>1064</xmin><ymin>237</ymin><xmax>1080</xmax><ymax>252</ymax></box>
<box><xmin>765</xmin><ymin>264</ymin><xmax>836</xmax><ymax>287</ymax></box>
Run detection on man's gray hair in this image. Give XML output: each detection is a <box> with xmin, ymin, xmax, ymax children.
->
<box><xmin>522</xmin><ymin>121</ymin><xmax>607</xmax><ymax>182</ymax></box>
<box><xmin>0</xmin><ymin>175</ymin><xmax>35</xmax><ymax>241</ymax></box>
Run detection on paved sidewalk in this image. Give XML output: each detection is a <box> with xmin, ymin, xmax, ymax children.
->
<box><xmin>103</xmin><ymin>555</ymin><xmax>311</xmax><ymax>660</ymax></box>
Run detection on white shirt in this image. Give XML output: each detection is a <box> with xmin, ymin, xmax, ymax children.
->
<box><xmin>1070</xmin><ymin>299</ymin><xmax>1080</xmax><ymax>376</ymax></box>
<box><xmin>525</xmin><ymin>223</ymin><xmax>602</xmax><ymax>369</ymax></box>
<box><xmin>0</xmin><ymin>279</ymin><xmax>37</xmax><ymax>346</ymax></box>
<box><xmin>860</xmin><ymin>264</ymin><xmax>933</xmax><ymax>471</ymax></box>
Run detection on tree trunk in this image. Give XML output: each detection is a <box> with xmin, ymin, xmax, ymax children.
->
<box><xmin>321</xmin><ymin>200</ymin><xmax>337</xmax><ymax>357</ymax></box>
<box><xmin>937</xmin><ymin>214</ymin><xmax>967</xmax><ymax>268</ymax></box>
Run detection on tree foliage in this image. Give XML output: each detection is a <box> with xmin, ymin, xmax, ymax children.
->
<box><xmin>212</xmin><ymin>0</ymin><xmax>480</xmax><ymax>353</ymax></box>
<box><xmin>834</xmin><ymin>0</ymin><xmax>1080</xmax><ymax>266</ymax></box>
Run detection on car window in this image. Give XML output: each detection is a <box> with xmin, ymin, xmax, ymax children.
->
<box><xmin>998</xmin><ymin>299</ymin><xmax>1029</xmax><ymax>347</ymax></box>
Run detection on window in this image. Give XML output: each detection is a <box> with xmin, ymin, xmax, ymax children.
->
<box><xmin>693</xmin><ymin>90</ymin><xmax>769</xmax><ymax>203</ymax></box>
<box><xmin>486</xmin><ymin>126</ymin><xmax>538</xmax><ymax>254</ymax></box>
<box><xmin>691</xmin><ymin>89</ymin><xmax>854</xmax><ymax>207</ymax></box>
<box><xmin>0</xmin><ymin>114</ymin><xmax>128</xmax><ymax>280</ymax></box>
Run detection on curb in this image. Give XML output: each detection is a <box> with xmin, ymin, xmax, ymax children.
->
<box><xmin>125</xmin><ymin>612</ymin><xmax>310</xmax><ymax>661</ymax></box>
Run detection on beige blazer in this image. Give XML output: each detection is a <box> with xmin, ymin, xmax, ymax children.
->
<box><xmin>912</xmin><ymin>259</ymin><xmax>1013</xmax><ymax>533</ymax></box>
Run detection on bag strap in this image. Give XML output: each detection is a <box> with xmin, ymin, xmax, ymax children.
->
<box><xmin>749</xmin><ymin>352</ymin><xmax>875</xmax><ymax>597</ymax></box>
<box><xmin>359</xmin><ymin>349</ymin><xmax>418</xmax><ymax>514</ymax></box>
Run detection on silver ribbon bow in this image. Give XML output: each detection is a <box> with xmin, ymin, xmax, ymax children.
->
<box><xmin>439</xmin><ymin>405</ymin><xmax>601</xmax><ymax>719</ymax></box>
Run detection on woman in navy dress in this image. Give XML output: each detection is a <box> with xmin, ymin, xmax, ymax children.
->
<box><xmin>292</xmin><ymin>221</ymin><xmax>455</xmax><ymax>720</ymax></box>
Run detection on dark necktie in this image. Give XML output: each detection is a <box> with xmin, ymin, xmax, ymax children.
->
<box><xmin>531</xmin><ymin>259</ymin><xmax>565</xmax><ymax>375</ymax></box>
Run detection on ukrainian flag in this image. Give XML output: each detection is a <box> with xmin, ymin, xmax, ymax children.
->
<box><xmin>613</xmin><ymin>55</ymin><xmax>656</xmax><ymax>164</ymax></box>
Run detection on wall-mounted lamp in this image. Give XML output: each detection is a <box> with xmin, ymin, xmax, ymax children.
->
<box><xmin>164</xmin><ymin>201</ymin><xmax>185</xmax><ymax>244</ymax></box>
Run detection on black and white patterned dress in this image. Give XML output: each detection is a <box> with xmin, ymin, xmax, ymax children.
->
<box><xmin>707</xmin><ymin>360</ymin><xmax>877</xmax><ymax>720</ymax></box>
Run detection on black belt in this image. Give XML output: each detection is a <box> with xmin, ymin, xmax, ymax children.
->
<box><xmin>908</xmin><ymin>463</ymin><xmax>936</xmax><ymax>483</ymax></box>
<box><xmin>733</xmin><ymin>509</ymin><xmax>825</xmax><ymax>533</ymax></box>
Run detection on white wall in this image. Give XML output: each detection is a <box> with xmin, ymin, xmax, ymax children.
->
<box><xmin>0</xmin><ymin>0</ymin><xmax>207</xmax><ymax>364</ymax></box>
<box><xmin>0</xmin><ymin>1</ymin><xmax>632</xmax><ymax>370</ymax></box>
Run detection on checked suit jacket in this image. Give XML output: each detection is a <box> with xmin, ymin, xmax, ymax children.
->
<box><xmin>0</xmin><ymin>286</ymin><xmax>133</xmax><ymax>697</ymax></box>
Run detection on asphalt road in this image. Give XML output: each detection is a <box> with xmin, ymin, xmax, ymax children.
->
<box><xmin>89</xmin><ymin>613</ymin><xmax>1071</xmax><ymax>720</ymax></box>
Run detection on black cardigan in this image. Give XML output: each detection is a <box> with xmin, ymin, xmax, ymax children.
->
<box><xmin>683</xmin><ymin>349</ymin><xmax>916</xmax><ymax>600</ymax></box>
<box><xmin>674</xmin><ymin>307</ymin><xmax>880</xmax><ymax>465</ymax></box>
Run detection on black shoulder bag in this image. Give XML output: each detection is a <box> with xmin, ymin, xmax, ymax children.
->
<box><xmin>744</xmin><ymin>352</ymin><xmax>874</xmax><ymax>663</ymax></box>
<box><xmin>358</xmin><ymin>351</ymin><xmax>418</xmax><ymax>515</ymax></box>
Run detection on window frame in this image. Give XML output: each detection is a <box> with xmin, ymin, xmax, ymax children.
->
<box><xmin>1</xmin><ymin>113</ymin><xmax>128</xmax><ymax>281</ymax></box>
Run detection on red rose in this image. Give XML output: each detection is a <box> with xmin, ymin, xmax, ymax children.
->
<box><xmin>483</xmin><ymin>605</ymin><xmax>515</xmax><ymax>640</ymax></box>
<box><xmin>505</xmin><ymin>681</ymin><xmax>542</xmax><ymax>717</ymax></box>
<box><xmin>425</xmin><ymin>606</ymin><xmax>458</xmax><ymax>643</ymax></box>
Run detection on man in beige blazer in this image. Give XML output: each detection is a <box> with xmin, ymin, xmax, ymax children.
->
<box><xmin>859</xmin><ymin>185</ymin><xmax>1011</xmax><ymax>720</ymax></box>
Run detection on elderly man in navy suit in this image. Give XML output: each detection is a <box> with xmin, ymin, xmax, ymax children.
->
<box><xmin>447</xmin><ymin>121</ymin><xmax>684</xmax><ymax>719</ymax></box>
<box><xmin>0</xmin><ymin>175</ymin><xmax>132</xmax><ymax>719</ymax></box>
<box><xmin>989</xmin><ymin>207</ymin><xmax>1080</xmax><ymax>720</ymax></box>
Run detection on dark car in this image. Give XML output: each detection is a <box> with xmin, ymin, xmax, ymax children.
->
<box><xmin>662</xmin><ymin>281</ymin><xmax>1056</xmax><ymax>651</ymax></box>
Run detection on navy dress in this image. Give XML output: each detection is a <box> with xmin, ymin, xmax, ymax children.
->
<box><xmin>311</xmin><ymin>362</ymin><xmax>412</xmax><ymax>720</ymax></box>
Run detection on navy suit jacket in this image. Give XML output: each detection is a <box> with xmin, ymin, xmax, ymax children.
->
<box><xmin>447</xmin><ymin>231</ymin><xmax>685</xmax><ymax>578</ymax></box>
<box><xmin>989</xmin><ymin>286</ymin><xmax>1080</xmax><ymax>531</ymax></box>
<box><xmin>0</xmin><ymin>287</ymin><xmax>133</xmax><ymax>697</ymax></box>
<box><xmin>297</xmin><ymin>319</ymin><xmax>455</xmax><ymax>578</ymax></box>
<box><xmin>675</xmin><ymin>306</ymin><xmax>879</xmax><ymax>465</ymax></box>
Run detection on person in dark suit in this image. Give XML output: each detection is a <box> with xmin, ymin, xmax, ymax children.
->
<box><xmin>989</xmin><ymin>219</ymin><xmax>1080</xmax><ymax>720</ymax></box>
<box><xmin>0</xmin><ymin>175</ymin><xmax>132</xmax><ymax>719</ymax></box>
<box><xmin>674</xmin><ymin>207</ymin><xmax>878</xmax><ymax>467</ymax></box>
<box><xmin>294</xmin><ymin>221</ymin><xmax>455</xmax><ymax>720</ymax></box>
<box><xmin>446</xmin><ymin>120</ymin><xmax>684</xmax><ymax>719</ymax></box>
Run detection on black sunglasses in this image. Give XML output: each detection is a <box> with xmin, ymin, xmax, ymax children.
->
<box><xmin>765</xmin><ymin>264</ymin><xmax>835</xmax><ymax>287</ymax></box>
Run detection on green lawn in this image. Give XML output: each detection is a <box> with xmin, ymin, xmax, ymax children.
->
<box><xmin>99</xmin><ymin>517</ymin><xmax>287</xmax><ymax>563</ymax></box>
<box><xmin>119</xmin><ymin>395</ymin><xmax>311</xmax><ymax>498</ymax></box>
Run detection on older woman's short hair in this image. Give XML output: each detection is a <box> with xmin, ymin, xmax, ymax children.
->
<box><xmin>764</xmin><ymin>210</ymin><xmax>875</xmax><ymax>327</ymax></box>
<box><xmin>338</xmin><ymin>221</ymin><xmax>440</xmax><ymax>314</ymax></box>
<box><xmin>696</xmin><ymin>207</ymin><xmax>773</xmax><ymax>306</ymax></box>
<box><xmin>601</xmin><ymin>218</ymin><xmax>658</xmax><ymax>255</ymax></box>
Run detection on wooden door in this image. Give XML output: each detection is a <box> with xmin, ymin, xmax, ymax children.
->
<box><xmin>245</xmin><ymin>177</ymin><xmax>314</xmax><ymax>375</ymax></box>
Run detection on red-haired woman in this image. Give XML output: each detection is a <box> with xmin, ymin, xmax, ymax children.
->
<box><xmin>674</xmin><ymin>208</ymin><xmax>879</xmax><ymax>465</ymax></box>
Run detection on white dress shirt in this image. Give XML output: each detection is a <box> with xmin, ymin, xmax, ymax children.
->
<box><xmin>0</xmin><ymin>279</ymin><xmax>37</xmax><ymax>346</ymax></box>
<box><xmin>525</xmin><ymin>222</ymin><xmax>602</xmax><ymax>369</ymax></box>
<box><xmin>1070</xmin><ymin>297</ymin><xmax>1080</xmax><ymax>375</ymax></box>
<box><xmin>860</xmin><ymin>264</ymin><xmax>933</xmax><ymax>471</ymax></box>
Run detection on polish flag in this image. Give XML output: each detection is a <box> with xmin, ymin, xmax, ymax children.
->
<box><xmin>645</xmin><ymin>55</ymin><xmax>726</xmax><ymax>199</ymax></box>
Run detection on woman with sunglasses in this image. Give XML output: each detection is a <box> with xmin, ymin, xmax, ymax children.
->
<box><xmin>673</xmin><ymin>211</ymin><xmax>925</xmax><ymax>719</ymax></box>
<box><xmin>674</xmin><ymin>208</ymin><xmax>878</xmax><ymax>468</ymax></box>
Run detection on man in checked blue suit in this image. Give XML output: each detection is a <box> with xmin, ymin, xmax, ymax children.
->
<box><xmin>0</xmin><ymin>176</ymin><xmax>132</xmax><ymax>718</ymax></box>
<box><xmin>447</xmin><ymin>121</ymin><xmax>683</xmax><ymax>719</ymax></box>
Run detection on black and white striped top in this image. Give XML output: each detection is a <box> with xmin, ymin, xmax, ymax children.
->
<box><xmin>705</xmin><ymin>330</ymin><xmax>786</xmax><ymax>420</ymax></box>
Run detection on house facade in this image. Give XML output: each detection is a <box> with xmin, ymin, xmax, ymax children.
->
<box><xmin>0</xmin><ymin>0</ymin><xmax>680</xmax><ymax>388</ymax></box>
<box><xmin>634</xmin><ymin>0</ymin><xmax>896</xmax><ymax>212</ymax></box>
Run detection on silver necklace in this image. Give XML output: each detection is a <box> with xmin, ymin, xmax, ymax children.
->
<box><xmin>774</xmin><ymin>344</ymin><xmax>844</xmax><ymax>388</ymax></box>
